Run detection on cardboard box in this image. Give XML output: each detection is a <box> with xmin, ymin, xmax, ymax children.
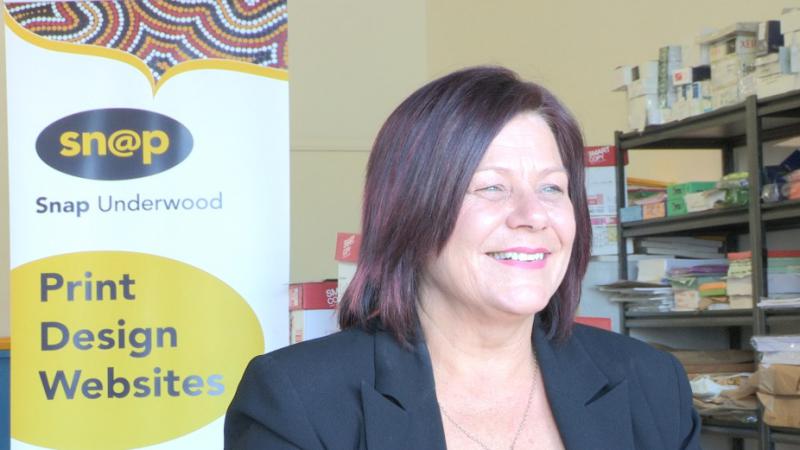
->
<box><xmin>684</xmin><ymin>189</ymin><xmax>725</xmax><ymax>213</ymax></box>
<box><xmin>628</xmin><ymin>94</ymin><xmax>661</xmax><ymax>130</ymax></box>
<box><xmin>335</xmin><ymin>232</ymin><xmax>362</xmax><ymax>303</ymax></box>
<box><xmin>757</xmin><ymin>364</ymin><xmax>800</xmax><ymax>396</ymax></box>
<box><xmin>289</xmin><ymin>281</ymin><xmax>338</xmax><ymax>311</ymax></box>
<box><xmin>612</xmin><ymin>65</ymin><xmax>633</xmax><ymax>91</ymax></box>
<box><xmin>667</xmin><ymin>181</ymin><xmax>717</xmax><ymax>198</ymax></box>
<box><xmin>620</xmin><ymin>205</ymin><xmax>643</xmax><ymax>223</ymax></box>
<box><xmin>711</xmin><ymin>53</ymin><xmax>755</xmax><ymax>87</ymax></box>
<box><xmin>672</xmin><ymin>65</ymin><xmax>711</xmax><ymax>86</ymax></box>
<box><xmin>757</xmin><ymin>20</ymin><xmax>783</xmax><ymax>55</ymax></box>
<box><xmin>642</xmin><ymin>202</ymin><xmax>666</xmax><ymax>219</ymax></box>
<box><xmin>757</xmin><ymin>392</ymin><xmax>800</xmax><ymax>428</ymax></box>
<box><xmin>290</xmin><ymin>310</ymin><xmax>339</xmax><ymax>344</ymax></box>
<box><xmin>755</xmin><ymin>48</ymin><xmax>790</xmax><ymax>78</ymax></box>
<box><xmin>627</xmin><ymin>78</ymin><xmax>658</xmax><ymax>98</ymax></box>
<box><xmin>698</xmin><ymin>23</ymin><xmax>759</xmax><ymax>62</ymax></box>
<box><xmin>632</xmin><ymin>60</ymin><xmax>659</xmax><ymax>81</ymax></box>
<box><xmin>756</xmin><ymin>73</ymin><xmax>799</xmax><ymax>98</ymax></box>
<box><xmin>584</xmin><ymin>146</ymin><xmax>630</xmax><ymax>255</ymax></box>
<box><xmin>785</xmin><ymin>30</ymin><xmax>800</xmax><ymax>47</ymax></box>
<box><xmin>712</xmin><ymin>83</ymin><xmax>741</xmax><ymax>109</ymax></box>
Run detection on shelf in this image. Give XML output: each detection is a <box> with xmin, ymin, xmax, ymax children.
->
<box><xmin>618</xmin><ymin>103</ymin><xmax>746</xmax><ymax>149</ymax></box>
<box><xmin>764</xmin><ymin>309</ymin><xmax>800</xmax><ymax>326</ymax></box>
<box><xmin>619</xmin><ymin>200</ymin><xmax>800</xmax><ymax>237</ymax></box>
<box><xmin>702</xmin><ymin>419</ymin><xmax>758</xmax><ymax>439</ymax></box>
<box><xmin>771</xmin><ymin>427</ymin><xmax>800</xmax><ymax>444</ymax></box>
<box><xmin>625</xmin><ymin>309</ymin><xmax>753</xmax><ymax>328</ymax></box>
<box><xmin>618</xmin><ymin>89</ymin><xmax>800</xmax><ymax>149</ymax></box>
<box><xmin>762</xmin><ymin>199</ymin><xmax>800</xmax><ymax>228</ymax></box>
<box><xmin>620</xmin><ymin>207</ymin><xmax>749</xmax><ymax>237</ymax></box>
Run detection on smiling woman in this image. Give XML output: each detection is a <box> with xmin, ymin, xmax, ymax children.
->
<box><xmin>225</xmin><ymin>67</ymin><xmax>701</xmax><ymax>450</ymax></box>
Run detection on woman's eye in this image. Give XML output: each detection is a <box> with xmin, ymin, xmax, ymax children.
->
<box><xmin>478</xmin><ymin>185</ymin><xmax>504</xmax><ymax>192</ymax></box>
<box><xmin>541</xmin><ymin>184</ymin><xmax>565</xmax><ymax>194</ymax></box>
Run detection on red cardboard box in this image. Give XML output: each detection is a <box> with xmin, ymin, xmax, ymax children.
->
<box><xmin>335</xmin><ymin>232</ymin><xmax>362</xmax><ymax>303</ymax></box>
<box><xmin>574</xmin><ymin>316</ymin><xmax>612</xmax><ymax>331</ymax></box>
<box><xmin>583</xmin><ymin>145</ymin><xmax>628</xmax><ymax>167</ymax></box>
<box><xmin>289</xmin><ymin>281</ymin><xmax>338</xmax><ymax>311</ymax></box>
<box><xmin>335</xmin><ymin>232</ymin><xmax>362</xmax><ymax>263</ymax></box>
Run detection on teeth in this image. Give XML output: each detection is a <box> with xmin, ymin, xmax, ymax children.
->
<box><xmin>490</xmin><ymin>252</ymin><xmax>545</xmax><ymax>262</ymax></box>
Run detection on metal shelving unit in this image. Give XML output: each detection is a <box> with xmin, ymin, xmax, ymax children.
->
<box><xmin>613</xmin><ymin>92</ymin><xmax>800</xmax><ymax>450</ymax></box>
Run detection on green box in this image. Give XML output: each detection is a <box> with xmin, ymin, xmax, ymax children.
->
<box><xmin>667</xmin><ymin>197</ymin><xmax>688</xmax><ymax>216</ymax></box>
<box><xmin>667</xmin><ymin>181</ymin><xmax>717</xmax><ymax>199</ymax></box>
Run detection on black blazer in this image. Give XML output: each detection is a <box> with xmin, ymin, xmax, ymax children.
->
<box><xmin>225</xmin><ymin>322</ymin><xmax>701</xmax><ymax>449</ymax></box>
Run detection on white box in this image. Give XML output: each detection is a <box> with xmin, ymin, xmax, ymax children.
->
<box><xmin>712</xmin><ymin>83</ymin><xmax>741</xmax><ymax>109</ymax></box>
<box><xmin>756</xmin><ymin>73</ymin><xmax>799</xmax><ymax>98</ymax></box>
<box><xmin>290</xmin><ymin>310</ymin><xmax>339</xmax><ymax>344</ymax></box>
<box><xmin>791</xmin><ymin>46</ymin><xmax>800</xmax><ymax>73</ymax></box>
<box><xmin>633</xmin><ymin>60</ymin><xmax>659</xmax><ymax>80</ymax></box>
<box><xmin>781</xmin><ymin>8</ymin><xmax>800</xmax><ymax>33</ymax></box>
<box><xmin>785</xmin><ymin>30</ymin><xmax>800</xmax><ymax>47</ymax></box>
<box><xmin>711</xmin><ymin>53</ymin><xmax>755</xmax><ymax>87</ymax></box>
<box><xmin>612</xmin><ymin>65</ymin><xmax>633</xmax><ymax>91</ymax></box>
<box><xmin>628</xmin><ymin>94</ymin><xmax>661</xmax><ymax>130</ymax></box>
<box><xmin>627</xmin><ymin>77</ymin><xmax>658</xmax><ymax>98</ymax></box>
<box><xmin>755</xmin><ymin>49</ymin><xmax>790</xmax><ymax>77</ymax></box>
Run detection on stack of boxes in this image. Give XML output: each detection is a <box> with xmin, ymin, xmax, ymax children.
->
<box><xmin>751</xmin><ymin>335</ymin><xmax>800</xmax><ymax>429</ymax></box>
<box><xmin>701</xmin><ymin>23</ymin><xmax>759</xmax><ymax>110</ymax></box>
<box><xmin>666</xmin><ymin>181</ymin><xmax>716</xmax><ymax>217</ymax></box>
<box><xmin>615</xmin><ymin>10</ymin><xmax>800</xmax><ymax>131</ymax></box>
<box><xmin>670</xmin><ymin>65</ymin><xmax>712</xmax><ymax>120</ymax></box>
<box><xmin>615</xmin><ymin>61</ymin><xmax>660</xmax><ymax>130</ymax></box>
<box><xmin>658</xmin><ymin>45</ymin><xmax>683</xmax><ymax>122</ymax></box>
<box><xmin>289</xmin><ymin>280</ymin><xmax>339</xmax><ymax>344</ymax></box>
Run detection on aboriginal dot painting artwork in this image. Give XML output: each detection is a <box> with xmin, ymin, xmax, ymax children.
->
<box><xmin>6</xmin><ymin>0</ymin><xmax>288</xmax><ymax>81</ymax></box>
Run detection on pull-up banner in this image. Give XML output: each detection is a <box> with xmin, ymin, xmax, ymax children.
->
<box><xmin>3</xmin><ymin>1</ymin><xmax>289</xmax><ymax>448</ymax></box>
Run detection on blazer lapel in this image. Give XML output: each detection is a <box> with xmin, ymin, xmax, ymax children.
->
<box><xmin>535</xmin><ymin>323</ymin><xmax>635</xmax><ymax>450</ymax></box>
<box><xmin>361</xmin><ymin>331</ymin><xmax>446</xmax><ymax>450</ymax></box>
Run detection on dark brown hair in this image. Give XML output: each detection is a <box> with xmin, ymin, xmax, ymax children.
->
<box><xmin>338</xmin><ymin>66</ymin><xmax>591</xmax><ymax>345</ymax></box>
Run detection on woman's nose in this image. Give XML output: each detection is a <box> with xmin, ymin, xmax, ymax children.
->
<box><xmin>506</xmin><ymin>190</ymin><xmax>548</xmax><ymax>230</ymax></box>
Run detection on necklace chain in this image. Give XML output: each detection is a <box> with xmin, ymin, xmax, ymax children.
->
<box><xmin>438</xmin><ymin>356</ymin><xmax>538</xmax><ymax>450</ymax></box>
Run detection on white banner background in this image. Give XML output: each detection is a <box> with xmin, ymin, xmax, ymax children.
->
<box><xmin>5</xmin><ymin>3</ymin><xmax>288</xmax><ymax>448</ymax></box>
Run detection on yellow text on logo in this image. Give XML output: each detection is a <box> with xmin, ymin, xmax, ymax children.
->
<box><xmin>59</xmin><ymin>130</ymin><xmax>169</xmax><ymax>165</ymax></box>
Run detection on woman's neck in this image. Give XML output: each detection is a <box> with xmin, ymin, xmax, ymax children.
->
<box><xmin>418</xmin><ymin>299</ymin><xmax>536</xmax><ymax>381</ymax></box>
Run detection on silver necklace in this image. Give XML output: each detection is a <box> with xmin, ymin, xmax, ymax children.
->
<box><xmin>438</xmin><ymin>357</ymin><xmax>538</xmax><ymax>450</ymax></box>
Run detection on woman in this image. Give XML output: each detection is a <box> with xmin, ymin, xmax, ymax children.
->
<box><xmin>225</xmin><ymin>66</ymin><xmax>701</xmax><ymax>449</ymax></box>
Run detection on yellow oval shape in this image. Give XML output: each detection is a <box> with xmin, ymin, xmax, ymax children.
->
<box><xmin>11</xmin><ymin>251</ymin><xmax>264</xmax><ymax>450</ymax></box>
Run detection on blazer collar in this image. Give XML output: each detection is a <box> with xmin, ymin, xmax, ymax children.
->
<box><xmin>362</xmin><ymin>321</ymin><xmax>635</xmax><ymax>450</ymax></box>
<box><xmin>534</xmin><ymin>320</ymin><xmax>635</xmax><ymax>450</ymax></box>
<box><xmin>361</xmin><ymin>329</ymin><xmax>446</xmax><ymax>450</ymax></box>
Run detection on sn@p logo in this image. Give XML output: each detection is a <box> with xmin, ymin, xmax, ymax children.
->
<box><xmin>36</xmin><ymin>108</ymin><xmax>193</xmax><ymax>180</ymax></box>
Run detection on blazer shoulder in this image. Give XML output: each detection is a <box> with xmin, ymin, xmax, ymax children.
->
<box><xmin>570</xmin><ymin>324</ymin><xmax>679</xmax><ymax>376</ymax></box>
<box><xmin>257</xmin><ymin>327</ymin><xmax>376</xmax><ymax>384</ymax></box>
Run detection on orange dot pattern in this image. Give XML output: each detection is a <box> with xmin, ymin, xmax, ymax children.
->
<box><xmin>7</xmin><ymin>0</ymin><xmax>288</xmax><ymax>80</ymax></box>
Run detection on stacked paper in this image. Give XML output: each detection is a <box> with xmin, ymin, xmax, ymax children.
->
<box><xmin>728</xmin><ymin>250</ymin><xmax>800</xmax><ymax>309</ymax></box>
<box><xmin>669</xmin><ymin>262</ymin><xmax>730</xmax><ymax>311</ymax></box>
<box><xmin>596</xmin><ymin>280</ymin><xmax>674</xmax><ymax>313</ymax></box>
<box><xmin>750</xmin><ymin>334</ymin><xmax>800</xmax><ymax>428</ymax></box>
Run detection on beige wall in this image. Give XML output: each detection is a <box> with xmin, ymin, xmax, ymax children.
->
<box><xmin>426</xmin><ymin>0</ymin><xmax>797</xmax><ymax>181</ymax></box>
<box><xmin>1</xmin><ymin>1</ymin><xmax>797</xmax><ymax>336</ymax></box>
<box><xmin>289</xmin><ymin>0</ymin><xmax>428</xmax><ymax>281</ymax></box>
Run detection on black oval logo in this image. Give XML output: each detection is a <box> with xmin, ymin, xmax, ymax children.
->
<box><xmin>36</xmin><ymin>108</ymin><xmax>193</xmax><ymax>180</ymax></box>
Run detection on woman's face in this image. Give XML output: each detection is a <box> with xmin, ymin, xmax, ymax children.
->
<box><xmin>420</xmin><ymin>112</ymin><xmax>576</xmax><ymax>321</ymax></box>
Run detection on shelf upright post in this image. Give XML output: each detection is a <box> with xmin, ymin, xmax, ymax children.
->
<box><xmin>614</xmin><ymin>131</ymin><xmax>629</xmax><ymax>335</ymax></box>
<box><xmin>745</xmin><ymin>95</ymin><xmax>770</xmax><ymax>450</ymax></box>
